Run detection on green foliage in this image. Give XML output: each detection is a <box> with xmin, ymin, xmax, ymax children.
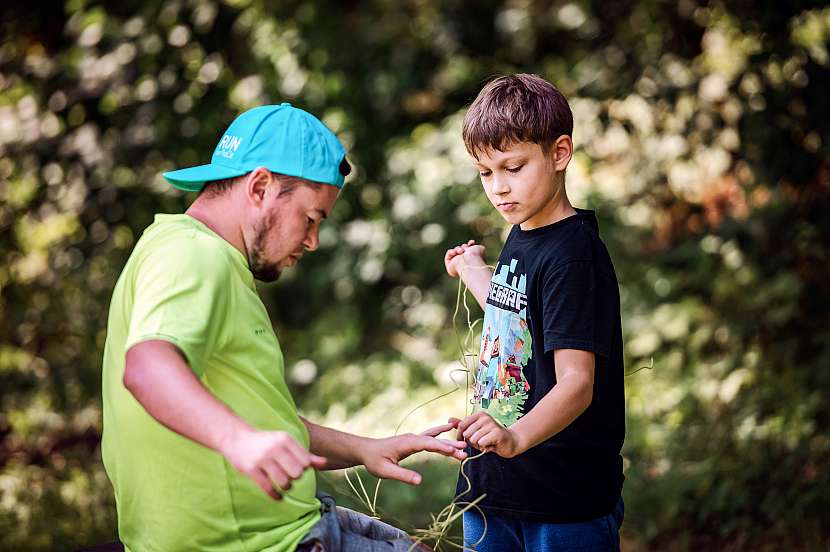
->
<box><xmin>1</xmin><ymin>1</ymin><xmax>829</xmax><ymax>550</ymax></box>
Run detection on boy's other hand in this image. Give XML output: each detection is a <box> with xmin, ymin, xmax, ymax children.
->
<box><xmin>454</xmin><ymin>412</ymin><xmax>522</xmax><ymax>458</ymax></box>
<box><xmin>359</xmin><ymin>427</ymin><xmax>467</xmax><ymax>485</ymax></box>
<box><xmin>444</xmin><ymin>240</ymin><xmax>486</xmax><ymax>278</ymax></box>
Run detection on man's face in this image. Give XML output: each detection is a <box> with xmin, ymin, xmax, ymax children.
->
<box><xmin>248</xmin><ymin>178</ymin><xmax>339</xmax><ymax>282</ymax></box>
<box><xmin>472</xmin><ymin>141</ymin><xmax>564</xmax><ymax>230</ymax></box>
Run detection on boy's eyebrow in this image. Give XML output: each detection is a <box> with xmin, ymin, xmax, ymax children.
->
<box><xmin>475</xmin><ymin>155</ymin><xmax>528</xmax><ymax>168</ymax></box>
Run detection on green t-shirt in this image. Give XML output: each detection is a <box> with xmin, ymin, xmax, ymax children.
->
<box><xmin>102</xmin><ymin>214</ymin><xmax>320</xmax><ymax>552</ymax></box>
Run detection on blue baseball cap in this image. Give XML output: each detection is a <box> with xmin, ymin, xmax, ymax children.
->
<box><xmin>163</xmin><ymin>103</ymin><xmax>349</xmax><ymax>191</ymax></box>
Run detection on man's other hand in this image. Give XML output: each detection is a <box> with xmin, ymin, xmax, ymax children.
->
<box><xmin>221</xmin><ymin>429</ymin><xmax>327</xmax><ymax>500</ymax></box>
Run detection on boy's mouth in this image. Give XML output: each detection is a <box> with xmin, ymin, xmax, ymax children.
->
<box><xmin>497</xmin><ymin>202</ymin><xmax>518</xmax><ymax>212</ymax></box>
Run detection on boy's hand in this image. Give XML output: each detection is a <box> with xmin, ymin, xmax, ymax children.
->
<box><xmin>444</xmin><ymin>240</ymin><xmax>487</xmax><ymax>278</ymax></box>
<box><xmin>451</xmin><ymin>412</ymin><xmax>523</xmax><ymax>458</ymax></box>
<box><xmin>358</xmin><ymin>424</ymin><xmax>467</xmax><ymax>485</ymax></box>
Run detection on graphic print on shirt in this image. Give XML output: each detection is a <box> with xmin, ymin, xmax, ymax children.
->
<box><xmin>473</xmin><ymin>258</ymin><xmax>533</xmax><ymax>426</ymax></box>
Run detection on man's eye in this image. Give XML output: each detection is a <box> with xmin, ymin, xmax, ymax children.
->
<box><xmin>506</xmin><ymin>165</ymin><xmax>523</xmax><ymax>173</ymax></box>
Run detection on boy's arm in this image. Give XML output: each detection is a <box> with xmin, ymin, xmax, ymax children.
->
<box><xmin>445</xmin><ymin>241</ymin><xmax>493</xmax><ymax>310</ymax></box>
<box><xmin>456</xmin><ymin>348</ymin><xmax>594</xmax><ymax>457</ymax></box>
<box><xmin>301</xmin><ymin>418</ymin><xmax>467</xmax><ymax>484</ymax></box>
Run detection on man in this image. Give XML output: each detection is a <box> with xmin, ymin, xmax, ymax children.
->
<box><xmin>101</xmin><ymin>103</ymin><xmax>465</xmax><ymax>551</ymax></box>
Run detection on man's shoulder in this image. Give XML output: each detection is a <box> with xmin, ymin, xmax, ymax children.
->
<box><xmin>131</xmin><ymin>216</ymin><xmax>238</xmax><ymax>280</ymax></box>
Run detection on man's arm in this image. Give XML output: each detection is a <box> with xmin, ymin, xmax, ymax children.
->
<box><xmin>445</xmin><ymin>241</ymin><xmax>493</xmax><ymax>310</ymax></box>
<box><xmin>302</xmin><ymin>417</ymin><xmax>467</xmax><ymax>485</ymax></box>
<box><xmin>301</xmin><ymin>418</ymin><xmax>368</xmax><ymax>470</ymax></box>
<box><xmin>456</xmin><ymin>348</ymin><xmax>595</xmax><ymax>457</ymax></box>
<box><xmin>124</xmin><ymin>340</ymin><xmax>326</xmax><ymax>499</ymax></box>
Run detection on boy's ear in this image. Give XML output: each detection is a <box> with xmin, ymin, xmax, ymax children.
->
<box><xmin>552</xmin><ymin>135</ymin><xmax>573</xmax><ymax>172</ymax></box>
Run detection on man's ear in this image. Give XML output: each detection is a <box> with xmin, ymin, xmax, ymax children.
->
<box><xmin>244</xmin><ymin>167</ymin><xmax>276</xmax><ymax>205</ymax></box>
<box><xmin>552</xmin><ymin>135</ymin><xmax>573</xmax><ymax>172</ymax></box>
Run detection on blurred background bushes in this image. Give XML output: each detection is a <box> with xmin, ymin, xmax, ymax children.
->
<box><xmin>1</xmin><ymin>0</ymin><xmax>829</xmax><ymax>549</ymax></box>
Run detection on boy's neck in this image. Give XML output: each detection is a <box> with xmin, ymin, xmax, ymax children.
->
<box><xmin>519</xmin><ymin>187</ymin><xmax>577</xmax><ymax>231</ymax></box>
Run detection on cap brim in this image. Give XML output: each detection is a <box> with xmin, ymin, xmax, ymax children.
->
<box><xmin>163</xmin><ymin>164</ymin><xmax>247</xmax><ymax>191</ymax></box>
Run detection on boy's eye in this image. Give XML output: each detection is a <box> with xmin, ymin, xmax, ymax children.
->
<box><xmin>506</xmin><ymin>165</ymin><xmax>523</xmax><ymax>173</ymax></box>
<box><xmin>479</xmin><ymin>170</ymin><xmax>492</xmax><ymax>178</ymax></box>
<box><xmin>306</xmin><ymin>216</ymin><xmax>315</xmax><ymax>227</ymax></box>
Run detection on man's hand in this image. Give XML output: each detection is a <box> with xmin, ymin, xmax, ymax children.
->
<box><xmin>452</xmin><ymin>412</ymin><xmax>522</xmax><ymax>458</ymax></box>
<box><xmin>359</xmin><ymin>423</ymin><xmax>467</xmax><ymax>485</ymax></box>
<box><xmin>220</xmin><ymin>428</ymin><xmax>328</xmax><ymax>500</ymax></box>
<box><xmin>444</xmin><ymin>240</ymin><xmax>487</xmax><ymax>278</ymax></box>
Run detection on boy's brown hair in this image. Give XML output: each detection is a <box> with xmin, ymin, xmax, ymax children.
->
<box><xmin>462</xmin><ymin>73</ymin><xmax>573</xmax><ymax>159</ymax></box>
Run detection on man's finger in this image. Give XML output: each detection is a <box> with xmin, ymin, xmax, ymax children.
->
<box><xmin>377</xmin><ymin>462</ymin><xmax>423</xmax><ymax>485</ymax></box>
<box><xmin>252</xmin><ymin>469</ymin><xmax>281</xmax><ymax>500</ymax></box>
<box><xmin>435</xmin><ymin>438</ymin><xmax>467</xmax><ymax>449</ymax></box>
<box><xmin>262</xmin><ymin>462</ymin><xmax>291</xmax><ymax>492</ymax></box>
<box><xmin>411</xmin><ymin>435</ymin><xmax>467</xmax><ymax>457</ymax></box>
<box><xmin>420</xmin><ymin>422</ymin><xmax>457</xmax><ymax>438</ymax></box>
<box><xmin>432</xmin><ymin>438</ymin><xmax>469</xmax><ymax>459</ymax></box>
<box><xmin>309</xmin><ymin>454</ymin><xmax>328</xmax><ymax>469</ymax></box>
<box><xmin>274</xmin><ymin>448</ymin><xmax>306</xmax><ymax>480</ymax></box>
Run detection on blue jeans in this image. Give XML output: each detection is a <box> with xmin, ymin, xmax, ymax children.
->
<box><xmin>297</xmin><ymin>493</ymin><xmax>431</xmax><ymax>551</ymax></box>
<box><xmin>463</xmin><ymin>498</ymin><xmax>624</xmax><ymax>552</ymax></box>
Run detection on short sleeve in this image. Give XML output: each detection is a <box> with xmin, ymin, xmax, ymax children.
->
<box><xmin>541</xmin><ymin>260</ymin><xmax>610</xmax><ymax>357</ymax></box>
<box><xmin>125</xmin><ymin>239</ymin><xmax>232</xmax><ymax>376</ymax></box>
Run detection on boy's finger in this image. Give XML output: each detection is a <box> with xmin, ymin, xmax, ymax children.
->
<box><xmin>457</xmin><ymin>412</ymin><xmax>485</xmax><ymax>435</ymax></box>
<box><xmin>468</xmin><ymin>427</ymin><xmax>491</xmax><ymax>447</ymax></box>
<box><xmin>462</xmin><ymin>418</ymin><xmax>489</xmax><ymax>440</ymax></box>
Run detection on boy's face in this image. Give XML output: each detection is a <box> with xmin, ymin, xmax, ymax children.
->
<box><xmin>472</xmin><ymin>137</ymin><xmax>572</xmax><ymax>230</ymax></box>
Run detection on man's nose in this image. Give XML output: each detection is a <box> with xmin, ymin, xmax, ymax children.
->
<box><xmin>303</xmin><ymin>228</ymin><xmax>319</xmax><ymax>251</ymax></box>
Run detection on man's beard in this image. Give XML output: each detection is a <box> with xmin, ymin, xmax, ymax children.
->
<box><xmin>248</xmin><ymin>212</ymin><xmax>282</xmax><ymax>283</ymax></box>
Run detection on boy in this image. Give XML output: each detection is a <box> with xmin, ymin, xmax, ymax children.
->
<box><xmin>444</xmin><ymin>74</ymin><xmax>625</xmax><ymax>551</ymax></box>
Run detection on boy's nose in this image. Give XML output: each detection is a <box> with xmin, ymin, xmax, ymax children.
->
<box><xmin>491</xmin><ymin>176</ymin><xmax>510</xmax><ymax>195</ymax></box>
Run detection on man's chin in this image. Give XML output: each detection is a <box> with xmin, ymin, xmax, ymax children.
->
<box><xmin>252</xmin><ymin>266</ymin><xmax>282</xmax><ymax>283</ymax></box>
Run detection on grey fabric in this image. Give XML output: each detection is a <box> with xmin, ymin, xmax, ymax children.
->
<box><xmin>297</xmin><ymin>494</ymin><xmax>431</xmax><ymax>552</ymax></box>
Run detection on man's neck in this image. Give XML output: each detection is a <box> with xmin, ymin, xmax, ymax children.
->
<box><xmin>185</xmin><ymin>199</ymin><xmax>248</xmax><ymax>259</ymax></box>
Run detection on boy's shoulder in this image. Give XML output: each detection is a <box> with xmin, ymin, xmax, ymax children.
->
<box><xmin>507</xmin><ymin>211</ymin><xmax>605</xmax><ymax>271</ymax></box>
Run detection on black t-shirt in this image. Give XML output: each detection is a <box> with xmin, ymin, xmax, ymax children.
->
<box><xmin>455</xmin><ymin>209</ymin><xmax>625</xmax><ymax>523</ymax></box>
